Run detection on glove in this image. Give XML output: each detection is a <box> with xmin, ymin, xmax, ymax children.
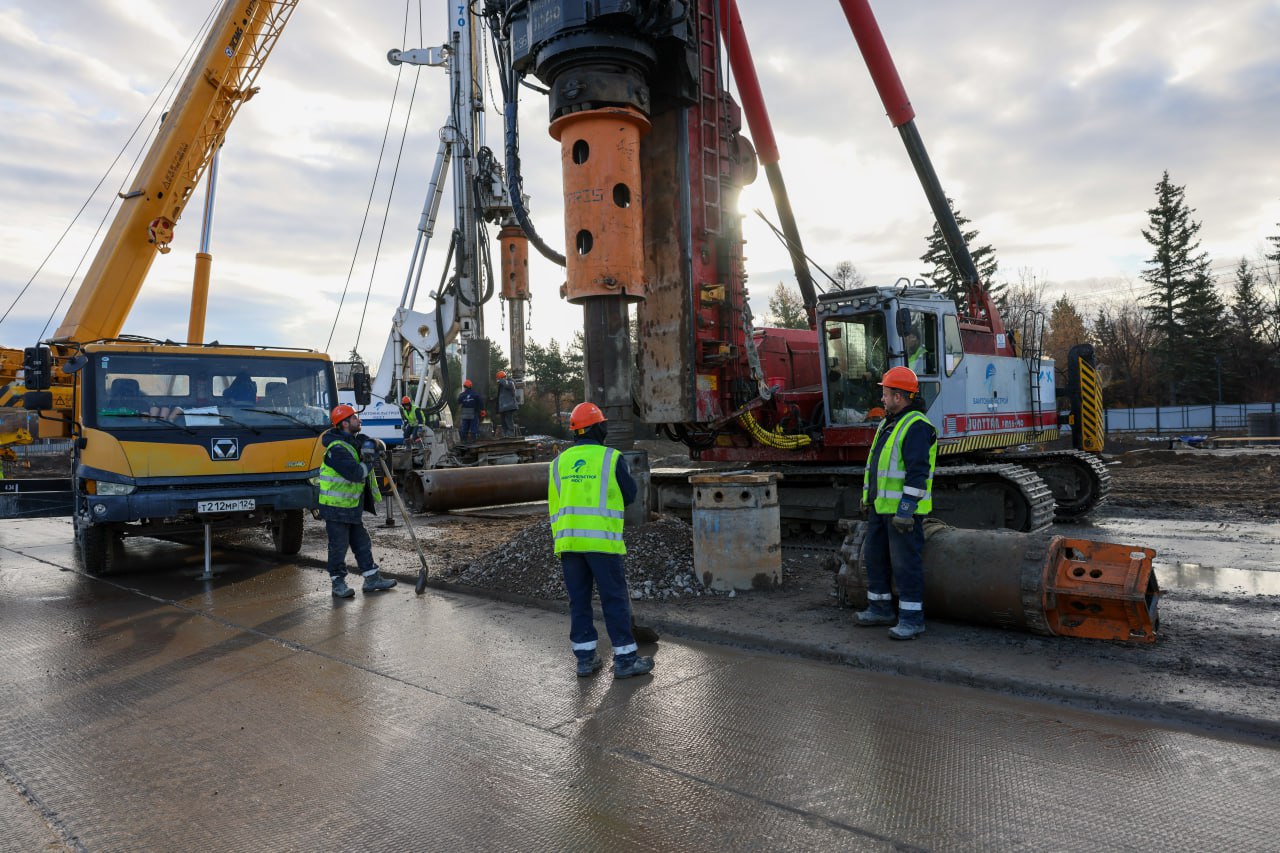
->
<box><xmin>891</xmin><ymin>498</ymin><xmax>918</xmax><ymax>533</ymax></box>
<box><xmin>360</xmin><ymin>446</ymin><xmax>377</xmax><ymax>464</ymax></box>
<box><xmin>480</xmin><ymin>410</ymin><xmax>487</xmax><ymax>418</ymax></box>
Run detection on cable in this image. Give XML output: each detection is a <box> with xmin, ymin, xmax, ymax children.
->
<box><xmin>481</xmin><ymin>6</ymin><xmax>566</xmax><ymax>267</ymax></box>
<box><xmin>41</xmin><ymin>114</ymin><xmax>159</xmax><ymax>340</ymax></box>
<box><xmin>1</xmin><ymin>2</ymin><xmax>219</xmax><ymax>333</ymax></box>
<box><xmin>326</xmin><ymin>0</ymin><xmax>415</xmax><ymax>352</ymax></box>
<box><xmin>353</xmin><ymin>64</ymin><xmax>423</xmax><ymax>354</ymax></box>
<box><xmin>752</xmin><ymin>209</ymin><xmax>831</xmax><ymax>294</ymax></box>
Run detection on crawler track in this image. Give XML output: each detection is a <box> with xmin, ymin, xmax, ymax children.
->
<box><xmin>652</xmin><ymin>460</ymin><xmax>1057</xmax><ymax>535</ymax></box>
<box><xmin>994</xmin><ymin>449</ymin><xmax>1111</xmax><ymax>522</ymax></box>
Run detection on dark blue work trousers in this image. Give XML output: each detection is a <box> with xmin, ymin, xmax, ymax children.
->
<box><xmin>459</xmin><ymin>417</ymin><xmax>479</xmax><ymax>442</ymax></box>
<box><xmin>863</xmin><ymin>511</ymin><xmax>925</xmax><ymax>607</ymax></box>
<box><xmin>561</xmin><ymin>552</ymin><xmax>637</xmax><ymax>659</ymax></box>
<box><xmin>325</xmin><ymin>520</ymin><xmax>378</xmax><ymax>579</ymax></box>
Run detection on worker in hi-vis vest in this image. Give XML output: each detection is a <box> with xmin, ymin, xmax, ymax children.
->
<box><xmin>318</xmin><ymin>405</ymin><xmax>397</xmax><ymax>598</ymax></box>
<box><xmin>548</xmin><ymin>402</ymin><xmax>654</xmax><ymax>679</ymax></box>
<box><xmin>855</xmin><ymin>367</ymin><xmax>937</xmax><ymax>639</ymax></box>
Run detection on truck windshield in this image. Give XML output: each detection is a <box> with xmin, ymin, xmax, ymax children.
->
<box><xmin>823</xmin><ymin>314</ymin><xmax>888</xmax><ymax>426</ymax></box>
<box><xmin>89</xmin><ymin>353</ymin><xmax>335</xmax><ymax>431</ymax></box>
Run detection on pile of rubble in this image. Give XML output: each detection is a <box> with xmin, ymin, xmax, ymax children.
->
<box><xmin>446</xmin><ymin>515</ymin><xmax>720</xmax><ymax>601</ymax></box>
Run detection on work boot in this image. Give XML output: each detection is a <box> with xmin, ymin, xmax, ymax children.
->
<box><xmin>332</xmin><ymin>577</ymin><xmax>355</xmax><ymax>599</ymax></box>
<box><xmin>855</xmin><ymin>601</ymin><xmax>896</xmax><ymax>627</ymax></box>
<box><xmin>613</xmin><ymin>654</ymin><xmax>655</xmax><ymax>679</ymax></box>
<box><xmin>362</xmin><ymin>572</ymin><xmax>397</xmax><ymax>592</ymax></box>
<box><xmin>888</xmin><ymin>612</ymin><xmax>926</xmax><ymax>640</ymax></box>
<box><xmin>575</xmin><ymin>653</ymin><xmax>604</xmax><ymax>678</ymax></box>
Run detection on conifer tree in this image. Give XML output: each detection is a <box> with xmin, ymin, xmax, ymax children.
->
<box><xmin>766</xmin><ymin>282</ymin><xmax>809</xmax><ymax>329</ymax></box>
<box><xmin>1222</xmin><ymin>259</ymin><xmax>1268</xmax><ymax>400</ymax></box>
<box><xmin>919</xmin><ymin>198</ymin><xmax>1004</xmax><ymax>307</ymax></box>
<box><xmin>1139</xmin><ymin>171</ymin><xmax>1225</xmax><ymax>404</ymax></box>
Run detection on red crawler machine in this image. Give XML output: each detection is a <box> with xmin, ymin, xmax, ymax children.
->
<box><xmin>491</xmin><ymin>0</ymin><xmax>1108</xmax><ymax>535</ymax></box>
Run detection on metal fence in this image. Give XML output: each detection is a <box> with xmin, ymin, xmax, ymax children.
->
<box><xmin>1105</xmin><ymin>402</ymin><xmax>1279</xmax><ymax>434</ymax></box>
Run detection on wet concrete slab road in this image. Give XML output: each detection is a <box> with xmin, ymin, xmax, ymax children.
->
<box><xmin>2</xmin><ymin>518</ymin><xmax>1279</xmax><ymax>852</ymax></box>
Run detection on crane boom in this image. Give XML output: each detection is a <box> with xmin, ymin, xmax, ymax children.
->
<box><xmin>52</xmin><ymin>0</ymin><xmax>298</xmax><ymax>343</ymax></box>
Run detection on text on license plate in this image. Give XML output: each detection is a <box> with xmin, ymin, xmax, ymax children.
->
<box><xmin>197</xmin><ymin>498</ymin><xmax>256</xmax><ymax>514</ymax></box>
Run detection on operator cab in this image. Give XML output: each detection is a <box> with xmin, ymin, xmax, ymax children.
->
<box><xmin>816</xmin><ymin>285</ymin><xmax>962</xmax><ymax>428</ymax></box>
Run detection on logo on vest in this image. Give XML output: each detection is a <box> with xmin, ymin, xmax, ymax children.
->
<box><xmin>211</xmin><ymin>437</ymin><xmax>240</xmax><ymax>461</ymax></box>
<box><xmin>572</xmin><ymin>458</ymin><xmax>587</xmax><ymax>473</ymax></box>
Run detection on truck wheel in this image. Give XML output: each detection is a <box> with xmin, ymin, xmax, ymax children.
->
<box><xmin>78</xmin><ymin>521</ymin><xmax>118</xmax><ymax>576</ymax></box>
<box><xmin>272</xmin><ymin>509</ymin><xmax>305</xmax><ymax>556</ymax></box>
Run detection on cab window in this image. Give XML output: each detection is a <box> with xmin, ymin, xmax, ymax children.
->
<box><xmin>904</xmin><ymin>313</ymin><xmax>939</xmax><ymax>376</ymax></box>
<box><xmin>822</xmin><ymin>314</ymin><xmax>888</xmax><ymax>425</ymax></box>
<box><xmin>943</xmin><ymin>314</ymin><xmax>964</xmax><ymax>377</ymax></box>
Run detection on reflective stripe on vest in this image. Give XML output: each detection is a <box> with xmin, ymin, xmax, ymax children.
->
<box><xmin>862</xmin><ymin>410</ymin><xmax>936</xmax><ymax>515</ymax></box>
<box><xmin>400</xmin><ymin>405</ymin><xmax>420</xmax><ymax>426</ymax></box>
<box><xmin>548</xmin><ymin>445</ymin><xmax>625</xmax><ymax>555</ymax></box>
<box><xmin>317</xmin><ymin>440</ymin><xmax>380</xmax><ymax>508</ymax></box>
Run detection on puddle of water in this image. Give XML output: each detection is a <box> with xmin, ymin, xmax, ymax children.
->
<box><xmin>1159</xmin><ymin>562</ymin><xmax>1280</xmax><ymax>595</ymax></box>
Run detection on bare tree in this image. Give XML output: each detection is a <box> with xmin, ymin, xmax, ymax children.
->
<box><xmin>1002</xmin><ymin>267</ymin><xmax>1051</xmax><ymax>349</ymax></box>
<box><xmin>1092</xmin><ymin>289</ymin><xmax>1161</xmax><ymax>407</ymax></box>
<box><xmin>832</xmin><ymin>261</ymin><xmax>865</xmax><ymax>290</ymax></box>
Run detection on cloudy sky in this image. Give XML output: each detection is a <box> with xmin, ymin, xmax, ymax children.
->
<box><xmin>2</xmin><ymin>0</ymin><xmax>1278</xmax><ymax>375</ymax></box>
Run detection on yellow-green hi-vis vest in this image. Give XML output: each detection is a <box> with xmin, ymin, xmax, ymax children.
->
<box><xmin>316</xmin><ymin>440</ymin><xmax>382</xmax><ymax>508</ymax></box>
<box><xmin>548</xmin><ymin>445</ymin><xmax>625</xmax><ymax>556</ymax></box>
<box><xmin>862</xmin><ymin>410</ymin><xmax>936</xmax><ymax>515</ymax></box>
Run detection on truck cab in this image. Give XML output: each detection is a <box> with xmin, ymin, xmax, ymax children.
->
<box><xmin>71</xmin><ymin>342</ymin><xmax>338</xmax><ymax>572</ymax></box>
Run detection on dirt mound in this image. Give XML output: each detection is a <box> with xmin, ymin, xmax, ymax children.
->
<box><xmin>446</xmin><ymin>515</ymin><xmax>717</xmax><ymax>601</ymax></box>
<box><xmin>1108</xmin><ymin>449</ymin><xmax>1280</xmax><ymax>518</ymax></box>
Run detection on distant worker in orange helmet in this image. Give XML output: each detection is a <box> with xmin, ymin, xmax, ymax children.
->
<box><xmin>317</xmin><ymin>404</ymin><xmax>397</xmax><ymax>598</ymax></box>
<box><xmin>547</xmin><ymin>402</ymin><xmax>653</xmax><ymax>679</ymax></box>
<box><xmin>456</xmin><ymin>378</ymin><xmax>482</xmax><ymax>442</ymax></box>
<box><xmin>855</xmin><ymin>366</ymin><xmax>937</xmax><ymax>639</ymax></box>
<box><xmin>399</xmin><ymin>394</ymin><xmax>424</xmax><ymax>443</ymax></box>
<box><xmin>494</xmin><ymin>369</ymin><xmax>519</xmax><ymax>438</ymax></box>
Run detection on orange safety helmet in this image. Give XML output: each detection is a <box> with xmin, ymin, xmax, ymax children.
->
<box><xmin>496</xmin><ymin>370</ymin><xmax>507</xmax><ymax>379</ymax></box>
<box><xmin>330</xmin><ymin>403</ymin><xmax>358</xmax><ymax>426</ymax></box>
<box><xmin>879</xmin><ymin>366</ymin><xmax>919</xmax><ymax>393</ymax></box>
<box><xmin>569</xmin><ymin>402</ymin><xmax>607</xmax><ymax>431</ymax></box>
<box><xmin>463</xmin><ymin>379</ymin><xmax>473</xmax><ymax>388</ymax></box>
<box><xmin>401</xmin><ymin>395</ymin><xmax>412</xmax><ymax>405</ymax></box>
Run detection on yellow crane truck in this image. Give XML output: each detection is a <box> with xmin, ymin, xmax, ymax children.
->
<box><xmin>0</xmin><ymin>1</ymin><xmax>337</xmax><ymax>573</ymax></box>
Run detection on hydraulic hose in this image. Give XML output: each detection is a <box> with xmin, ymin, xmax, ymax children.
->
<box><xmin>738</xmin><ymin>411</ymin><xmax>812</xmax><ymax>450</ymax></box>
<box><xmin>504</xmin><ymin>98</ymin><xmax>566</xmax><ymax>267</ymax></box>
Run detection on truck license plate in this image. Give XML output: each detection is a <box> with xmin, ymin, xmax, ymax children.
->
<box><xmin>197</xmin><ymin>498</ymin><xmax>255</xmax><ymax>514</ymax></box>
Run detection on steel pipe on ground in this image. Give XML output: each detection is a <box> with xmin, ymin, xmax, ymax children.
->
<box><xmin>410</xmin><ymin>463</ymin><xmax>549</xmax><ymax>512</ymax></box>
<box><xmin>837</xmin><ymin>519</ymin><xmax>1160</xmax><ymax>643</ymax></box>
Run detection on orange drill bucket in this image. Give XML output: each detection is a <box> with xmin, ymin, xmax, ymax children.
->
<box><xmin>549</xmin><ymin>106</ymin><xmax>650</xmax><ymax>303</ymax></box>
<box><xmin>498</xmin><ymin>224</ymin><xmax>530</xmax><ymax>300</ymax></box>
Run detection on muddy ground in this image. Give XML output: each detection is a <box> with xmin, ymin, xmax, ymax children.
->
<box><xmin>263</xmin><ymin>441</ymin><xmax>1280</xmax><ymax>742</ymax></box>
<box><xmin>12</xmin><ymin>440</ymin><xmax>1280</xmax><ymax>739</ymax></box>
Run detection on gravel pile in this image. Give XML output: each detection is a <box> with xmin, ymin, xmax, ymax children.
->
<box><xmin>447</xmin><ymin>515</ymin><xmax>719</xmax><ymax>601</ymax></box>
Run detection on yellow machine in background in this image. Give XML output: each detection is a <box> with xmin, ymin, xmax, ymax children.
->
<box><xmin>0</xmin><ymin>1</ymin><xmax>335</xmax><ymax>573</ymax></box>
